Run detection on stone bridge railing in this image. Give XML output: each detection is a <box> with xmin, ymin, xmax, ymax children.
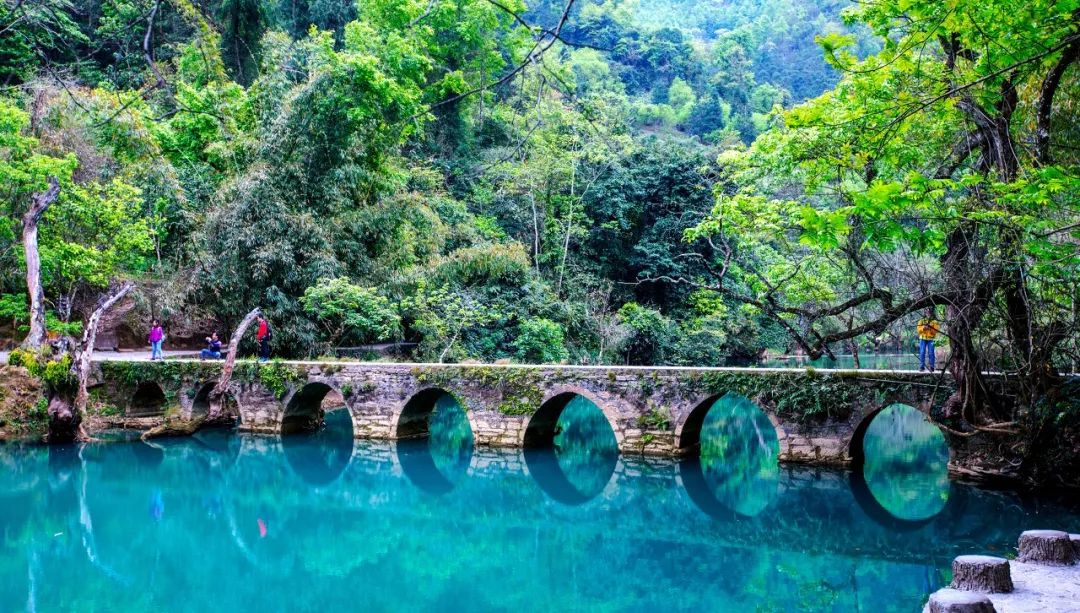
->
<box><xmin>90</xmin><ymin>359</ymin><xmax>961</xmax><ymax>464</ymax></box>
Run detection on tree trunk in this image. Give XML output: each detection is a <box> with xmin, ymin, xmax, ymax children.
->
<box><xmin>73</xmin><ymin>283</ymin><xmax>135</xmax><ymax>414</ymax></box>
<box><xmin>207</xmin><ymin>307</ymin><xmax>261</xmax><ymax>421</ymax></box>
<box><xmin>22</xmin><ymin>177</ymin><xmax>60</xmax><ymax>349</ymax></box>
<box><xmin>1017</xmin><ymin>530</ymin><xmax>1078</xmax><ymax>565</ymax></box>
<box><xmin>950</xmin><ymin>555</ymin><xmax>1013</xmax><ymax>593</ymax></box>
<box><xmin>939</xmin><ymin>220</ymin><xmax>1000</xmax><ymax>420</ymax></box>
<box><xmin>143</xmin><ymin>308</ymin><xmax>261</xmax><ymax>440</ymax></box>
<box><xmin>46</xmin><ymin>281</ymin><xmax>134</xmax><ymax>442</ymax></box>
<box><xmin>926</xmin><ymin>589</ymin><xmax>996</xmax><ymax>613</ymax></box>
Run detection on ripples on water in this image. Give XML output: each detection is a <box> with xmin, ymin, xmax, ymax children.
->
<box><xmin>1</xmin><ymin>395</ymin><xmax>1078</xmax><ymax>612</ymax></box>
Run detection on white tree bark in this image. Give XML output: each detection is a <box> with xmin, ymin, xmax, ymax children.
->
<box><xmin>22</xmin><ymin>177</ymin><xmax>60</xmax><ymax>349</ymax></box>
<box><xmin>74</xmin><ymin>282</ymin><xmax>135</xmax><ymax>416</ymax></box>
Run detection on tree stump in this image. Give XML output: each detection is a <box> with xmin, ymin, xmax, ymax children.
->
<box><xmin>1017</xmin><ymin>530</ymin><xmax>1078</xmax><ymax>566</ymax></box>
<box><xmin>951</xmin><ymin>555</ymin><xmax>1013</xmax><ymax>593</ymax></box>
<box><xmin>927</xmin><ymin>588</ymin><xmax>997</xmax><ymax>613</ymax></box>
<box><xmin>1071</xmin><ymin>534</ymin><xmax>1080</xmax><ymax>558</ymax></box>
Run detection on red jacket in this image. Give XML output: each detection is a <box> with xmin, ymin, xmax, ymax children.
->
<box><xmin>256</xmin><ymin>320</ymin><xmax>268</xmax><ymax>340</ymax></box>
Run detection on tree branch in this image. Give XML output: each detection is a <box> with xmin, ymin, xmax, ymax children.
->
<box><xmin>1035</xmin><ymin>36</ymin><xmax>1080</xmax><ymax>164</ymax></box>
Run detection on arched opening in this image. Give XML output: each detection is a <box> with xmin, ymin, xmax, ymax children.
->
<box><xmin>281</xmin><ymin>382</ymin><xmax>355</xmax><ymax>486</ymax></box>
<box><xmin>852</xmin><ymin>403</ymin><xmax>950</xmax><ymax>523</ymax></box>
<box><xmin>191</xmin><ymin>382</ymin><xmax>216</xmax><ymax>418</ymax></box>
<box><xmin>675</xmin><ymin>394</ymin><xmax>724</xmax><ymax>455</ymax></box>
<box><xmin>681</xmin><ymin>393</ymin><xmax>779</xmax><ymax>518</ymax></box>
<box><xmin>191</xmin><ymin>381</ymin><xmax>239</xmax><ymax>426</ymax></box>
<box><xmin>129</xmin><ymin>382</ymin><xmax>167</xmax><ymax>416</ymax></box>
<box><xmin>397</xmin><ymin>388</ymin><xmax>458</xmax><ymax>439</ymax></box>
<box><xmin>282</xmin><ymin>382</ymin><xmax>345</xmax><ymax>434</ymax></box>
<box><xmin>395</xmin><ymin>390</ymin><xmax>474</xmax><ymax>494</ymax></box>
<box><xmin>523</xmin><ymin>393</ymin><xmax>618</xmax><ymax>505</ymax></box>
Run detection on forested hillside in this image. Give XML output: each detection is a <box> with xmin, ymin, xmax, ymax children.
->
<box><xmin>1</xmin><ymin>0</ymin><xmax>1078</xmax><ymax>400</ymax></box>
<box><xmin>1</xmin><ymin>0</ymin><xmax>854</xmax><ymax>364</ymax></box>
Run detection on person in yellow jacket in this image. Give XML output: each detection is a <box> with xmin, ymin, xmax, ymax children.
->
<box><xmin>916</xmin><ymin>312</ymin><xmax>941</xmax><ymax>372</ymax></box>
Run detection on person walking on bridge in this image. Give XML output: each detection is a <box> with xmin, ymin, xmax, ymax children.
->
<box><xmin>148</xmin><ymin>320</ymin><xmax>165</xmax><ymax>361</ymax></box>
<box><xmin>256</xmin><ymin>315</ymin><xmax>271</xmax><ymax>363</ymax></box>
<box><xmin>916</xmin><ymin>311</ymin><xmax>941</xmax><ymax>372</ymax></box>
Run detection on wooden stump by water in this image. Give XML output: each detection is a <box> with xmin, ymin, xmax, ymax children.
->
<box><xmin>951</xmin><ymin>555</ymin><xmax>1013</xmax><ymax>593</ymax></box>
<box><xmin>1017</xmin><ymin>530</ymin><xmax>1078</xmax><ymax>565</ymax></box>
<box><xmin>1070</xmin><ymin>534</ymin><xmax>1080</xmax><ymax>558</ymax></box>
<box><xmin>927</xmin><ymin>588</ymin><xmax>997</xmax><ymax>613</ymax></box>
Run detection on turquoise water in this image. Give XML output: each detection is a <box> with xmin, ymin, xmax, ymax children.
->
<box><xmin>2</xmin><ymin>395</ymin><xmax>1078</xmax><ymax>612</ymax></box>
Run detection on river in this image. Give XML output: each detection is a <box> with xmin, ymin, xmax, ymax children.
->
<box><xmin>1</xmin><ymin>396</ymin><xmax>1077</xmax><ymax>611</ymax></box>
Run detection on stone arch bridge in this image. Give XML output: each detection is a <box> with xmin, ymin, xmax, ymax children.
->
<box><xmin>91</xmin><ymin>359</ymin><xmax>968</xmax><ymax>465</ymax></box>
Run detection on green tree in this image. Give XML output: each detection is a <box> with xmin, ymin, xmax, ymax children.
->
<box><xmin>300</xmin><ymin>277</ymin><xmax>400</xmax><ymax>348</ymax></box>
<box><xmin>685</xmin><ymin>0</ymin><xmax>1080</xmax><ymax>418</ymax></box>
<box><xmin>513</xmin><ymin>318</ymin><xmax>569</xmax><ymax>364</ymax></box>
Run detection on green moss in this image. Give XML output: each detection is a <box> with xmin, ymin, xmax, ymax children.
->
<box><xmin>413</xmin><ymin>366</ymin><xmax>545</xmax><ymax>416</ymax></box>
<box><xmin>637</xmin><ymin>406</ymin><xmax>672</xmax><ymax>431</ymax></box>
<box><xmin>256</xmin><ymin>360</ymin><xmax>306</xmax><ymax>399</ymax></box>
<box><xmin>100</xmin><ymin>360</ymin><xmax>222</xmax><ymax>388</ymax></box>
<box><xmin>9</xmin><ymin>348</ymin><xmax>76</xmax><ymax>390</ymax></box>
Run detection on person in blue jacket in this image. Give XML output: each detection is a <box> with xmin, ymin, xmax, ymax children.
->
<box><xmin>200</xmin><ymin>332</ymin><xmax>223</xmax><ymax>360</ymax></box>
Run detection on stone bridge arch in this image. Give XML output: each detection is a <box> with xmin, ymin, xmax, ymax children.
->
<box><xmin>281</xmin><ymin>380</ymin><xmax>353</xmax><ymax>435</ymax></box>
<box><xmin>847</xmin><ymin>399</ymin><xmax>942</xmax><ymax>467</ymax></box>
<box><xmin>674</xmin><ymin>392</ymin><xmax>787</xmax><ymax>458</ymax></box>
<box><xmin>184</xmin><ymin>380</ymin><xmax>241</xmax><ymax>425</ymax></box>
<box><xmin>390</xmin><ymin>387</ymin><xmax>481</xmax><ymax>441</ymax></box>
<box><xmin>522</xmin><ymin>385</ymin><xmax>625</xmax><ymax>448</ymax></box>
<box><xmin>128</xmin><ymin>381</ymin><xmax>167</xmax><ymax>417</ymax></box>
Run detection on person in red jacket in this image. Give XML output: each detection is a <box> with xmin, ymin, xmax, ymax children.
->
<box><xmin>256</xmin><ymin>315</ymin><xmax>271</xmax><ymax>363</ymax></box>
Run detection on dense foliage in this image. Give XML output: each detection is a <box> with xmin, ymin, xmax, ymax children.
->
<box><xmin>1</xmin><ymin>0</ymin><xmax>866</xmax><ymax>365</ymax></box>
<box><xmin>1</xmin><ymin>0</ymin><xmax>1076</xmax><ymax>410</ymax></box>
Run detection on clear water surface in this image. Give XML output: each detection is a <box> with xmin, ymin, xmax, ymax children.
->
<box><xmin>2</xmin><ymin>395</ymin><xmax>1078</xmax><ymax>612</ymax></box>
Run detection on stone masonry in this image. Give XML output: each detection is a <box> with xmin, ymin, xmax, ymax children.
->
<box><xmin>90</xmin><ymin>360</ymin><xmax>956</xmax><ymax>463</ymax></box>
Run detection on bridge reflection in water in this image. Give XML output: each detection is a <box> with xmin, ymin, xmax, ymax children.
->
<box><xmin>228</xmin><ymin>394</ymin><xmax>958</xmax><ymax>523</ymax></box>
<box><xmin>3</xmin><ymin>401</ymin><xmax>1079</xmax><ymax>612</ymax></box>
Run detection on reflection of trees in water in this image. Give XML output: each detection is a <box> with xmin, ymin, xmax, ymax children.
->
<box><xmin>698</xmin><ymin>393</ymin><xmax>779</xmax><ymax>517</ymax></box>
<box><xmin>427</xmin><ymin>394</ymin><xmax>473</xmax><ymax>480</ymax></box>
<box><xmin>551</xmin><ymin>396</ymin><xmax>618</xmax><ymax>498</ymax></box>
<box><xmin>862</xmin><ymin>404</ymin><xmax>949</xmax><ymax>521</ymax></box>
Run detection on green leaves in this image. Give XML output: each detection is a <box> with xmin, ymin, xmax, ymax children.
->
<box><xmin>300</xmin><ymin>277</ymin><xmax>400</xmax><ymax>345</ymax></box>
<box><xmin>513</xmin><ymin>318</ymin><xmax>569</xmax><ymax>364</ymax></box>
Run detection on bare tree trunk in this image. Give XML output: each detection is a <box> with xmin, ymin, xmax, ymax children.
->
<box><xmin>74</xmin><ymin>283</ymin><xmax>135</xmax><ymax>413</ymax></box>
<box><xmin>207</xmin><ymin>308</ymin><xmax>261</xmax><ymax>420</ymax></box>
<box><xmin>22</xmin><ymin>177</ymin><xmax>60</xmax><ymax>349</ymax></box>
<box><xmin>47</xmin><ymin>281</ymin><xmax>134</xmax><ymax>442</ymax></box>
<box><xmin>143</xmin><ymin>307</ymin><xmax>261</xmax><ymax>439</ymax></box>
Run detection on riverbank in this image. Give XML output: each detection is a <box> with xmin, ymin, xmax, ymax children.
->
<box><xmin>0</xmin><ymin>366</ymin><xmax>44</xmax><ymax>440</ymax></box>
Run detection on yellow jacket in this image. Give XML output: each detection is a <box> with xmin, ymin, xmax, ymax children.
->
<box><xmin>917</xmin><ymin>318</ymin><xmax>940</xmax><ymax>341</ymax></box>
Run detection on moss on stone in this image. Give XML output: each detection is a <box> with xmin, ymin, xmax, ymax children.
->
<box><xmin>413</xmin><ymin>366</ymin><xmax>545</xmax><ymax>416</ymax></box>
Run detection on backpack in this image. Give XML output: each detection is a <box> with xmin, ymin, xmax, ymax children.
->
<box><xmin>263</xmin><ymin>321</ymin><xmax>273</xmax><ymax>341</ymax></box>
